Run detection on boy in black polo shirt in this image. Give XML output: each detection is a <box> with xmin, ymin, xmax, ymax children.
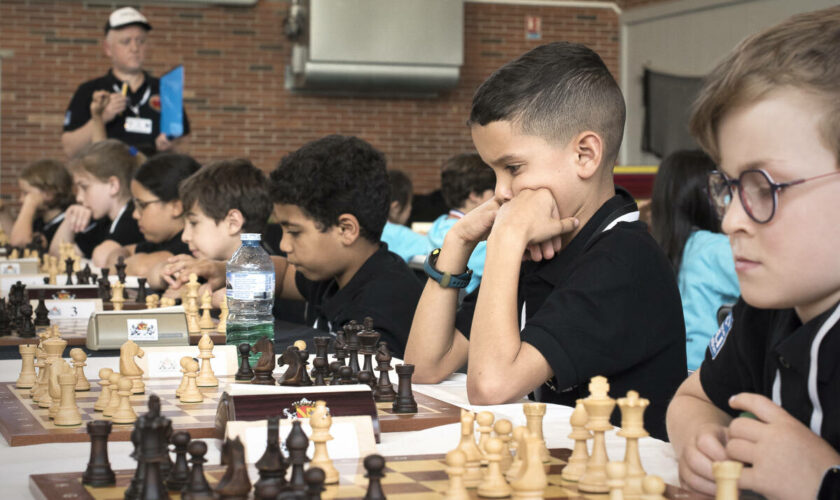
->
<box><xmin>269</xmin><ymin>135</ymin><xmax>423</xmax><ymax>358</ymax></box>
<box><xmin>404</xmin><ymin>42</ymin><xmax>686</xmax><ymax>440</ymax></box>
<box><xmin>666</xmin><ymin>8</ymin><xmax>840</xmax><ymax>499</ymax></box>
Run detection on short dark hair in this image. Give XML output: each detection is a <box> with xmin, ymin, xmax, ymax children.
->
<box><xmin>270</xmin><ymin>135</ymin><xmax>389</xmax><ymax>243</ymax></box>
<box><xmin>469</xmin><ymin>42</ymin><xmax>625</xmax><ymax>168</ymax></box>
<box><xmin>440</xmin><ymin>153</ymin><xmax>495</xmax><ymax>209</ymax></box>
<box><xmin>134</xmin><ymin>153</ymin><xmax>201</xmax><ymax>202</ymax></box>
<box><xmin>387</xmin><ymin>170</ymin><xmax>413</xmax><ymax>209</ymax></box>
<box><xmin>180</xmin><ymin>159</ymin><xmax>272</xmax><ymax>234</ymax></box>
<box><xmin>650</xmin><ymin>150</ymin><xmax>720</xmax><ymax>272</ymax></box>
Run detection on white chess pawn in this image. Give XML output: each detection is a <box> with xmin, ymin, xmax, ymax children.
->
<box><xmin>506</xmin><ymin>426</ymin><xmax>527</xmax><ymax>483</ymax></box>
<box><xmin>477</xmin><ymin>437</ymin><xmax>512</xmax><ymax>498</ymax></box>
<box><xmin>444</xmin><ymin>449</ymin><xmax>470</xmax><ymax>500</ymax></box>
<box><xmin>641</xmin><ymin>475</ymin><xmax>667</xmax><ymax>500</ymax></box>
<box><xmin>175</xmin><ymin>356</ymin><xmax>192</xmax><ymax>398</ymax></box>
<box><xmin>494</xmin><ymin>419</ymin><xmax>514</xmax><ymax>473</ymax></box>
<box><xmin>476</xmin><ymin>410</ymin><xmax>495</xmax><ymax>463</ymax></box>
<box><xmin>102</xmin><ymin>372</ymin><xmax>122</xmax><ymax>418</ymax></box>
<box><xmin>93</xmin><ymin>368</ymin><xmax>114</xmax><ymax>411</ymax></box>
<box><xmin>69</xmin><ymin>348</ymin><xmax>91</xmax><ymax>391</ymax></box>
<box><xmin>606</xmin><ymin>461</ymin><xmax>626</xmax><ymax>500</ymax></box>
<box><xmin>111</xmin><ymin>378</ymin><xmax>138</xmax><ymax>425</ymax></box>
<box><xmin>179</xmin><ymin>358</ymin><xmax>203</xmax><ymax>403</ymax></box>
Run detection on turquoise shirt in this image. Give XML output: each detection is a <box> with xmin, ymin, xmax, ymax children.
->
<box><xmin>380</xmin><ymin>221</ymin><xmax>432</xmax><ymax>263</ymax></box>
<box><xmin>679</xmin><ymin>230</ymin><xmax>740</xmax><ymax>371</ymax></box>
<box><xmin>427</xmin><ymin>214</ymin><xmax>485</xmax><ymax>294</ymax></box>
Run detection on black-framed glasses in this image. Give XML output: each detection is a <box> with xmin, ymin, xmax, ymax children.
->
<box><xmin>133</xmin><ymin>198</ymin><xmax>164</xmax><ymax>211</ymax></box>
<box><xmin>707</xmin><ymin>168</ymin><xmax>840</xmax><ymax>224</ymax></box>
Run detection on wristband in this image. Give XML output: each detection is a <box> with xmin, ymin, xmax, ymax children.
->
<box><xmin>818</xmin><ymin>465</ymin><xmax>840</xmax><ymax>500</ymax></box>
<box><xmin>423</xmin><ymin>248</ymin><xmax>472</xmax><ymax>289</ymax></box>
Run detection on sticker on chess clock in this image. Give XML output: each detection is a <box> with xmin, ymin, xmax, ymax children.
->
<box><xmin>127</xmin><ymin>318</ymin><xmax>159</xmax><ymax>341</ymax></box>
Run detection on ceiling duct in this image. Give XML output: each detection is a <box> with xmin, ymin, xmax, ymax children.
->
<box><xmin>285</xmin><ymin>0</ymin><xmax>464</xmax><ymax>96</ymax></box>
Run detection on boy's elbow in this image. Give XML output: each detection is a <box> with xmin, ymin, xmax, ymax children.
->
<box><xmin>407</xmin><ymin>360</ymin><xmax>450</xmax><ymax>385</ymax></box>
<box><xmin>467</xmin><ymin>377</ymin><xmax>512</xmax><ymax>406</ymax></box>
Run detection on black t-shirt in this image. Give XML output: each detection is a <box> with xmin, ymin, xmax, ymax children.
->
<box><xmin>75</xmin><ymin>201</ymin><xmax>145</xmax><ymax>258</ymax></box>
<box><xmin>292</xmin><ymin>243</ymin><xmax>423</xmax><ymax>358</ymax></box>
<box><xmin>455</xmin><ymin>189</ymin><xmax>686</xmax><ymax>440</ymax></box>
<box><xmin>63</xmin><ymin>70</ymin><xmax>191</xmax><ymax>157</ymax></box>
<box><xmin>32</xmin><ymin>211</ymin><xmax>66</xmax><ymax>248</ymax></box>
<box><xmin>700</xmin><ymin>299</ymin><xmax>840</xmax><ymax>451</ymax></box>
<box><xmin>135</xmin><ymin>230</ymin><xmax>189</xmax><ymax>256</ymax></box>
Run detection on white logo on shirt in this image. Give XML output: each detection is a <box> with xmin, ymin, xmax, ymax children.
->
<box><xmin>64</xmin><ymin>111</ymin><xmax>71</xmax><ymax>126</ymax></box>
<box><xmin>709</xmin><ymin>312</ymin><xmax>733</xmax><ymax>359</ymax></box>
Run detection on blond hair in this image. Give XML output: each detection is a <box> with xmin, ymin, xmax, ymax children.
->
<box><xmin>20</xmin><ymin>159</ymin><xmax>74</xmax><ymax>210</ymax></box>
<box><xmin>68</xmin><ymin>140</ymin><xmax>142</xmax><ymax>197</ymax></box>
<box><xmin>690</xmin><ymin>6</ymin><xmax>840</xmax><ymax>164</ymax></box>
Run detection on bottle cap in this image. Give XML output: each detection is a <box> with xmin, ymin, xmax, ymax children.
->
<box><xmin>240</xmin><ymin>233</ymin><xmax>262</xmax><ymax>241</ymax></box>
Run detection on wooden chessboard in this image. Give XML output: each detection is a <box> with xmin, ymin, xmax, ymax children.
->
<box><xmin>29</xmin><ymin>449</ymin><xmax>710</xmax><ymax>500</ymax></box>
<box><xmin>0</xmin><ymin>376</ymin><xmax>462</xmax><ymax>447</ymax></box>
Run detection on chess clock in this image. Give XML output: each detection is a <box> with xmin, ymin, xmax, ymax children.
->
<box><xmin>86</xmin><ymin>309</ymin><xmax>190</xmax><ymax>349</ymax></box>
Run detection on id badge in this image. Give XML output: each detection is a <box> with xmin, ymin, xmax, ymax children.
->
<box><xmin>124</xmin><ymin>116</ymin><xmax>153</xmax><ymax>134</ymax></box>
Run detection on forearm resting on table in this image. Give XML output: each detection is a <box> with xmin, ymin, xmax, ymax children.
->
<box><xmin>9</xmin><ymin>204</ymin><xmax>36</xmax><ymax>247</ymax></box>
<box><xmin>666</xmin><ymin>374</ymin><xmax>733</xmax><ymax>457</ymax></box>
<box><xmin>126</xmin><ymin>252</ymin><xmax>173</xmax><ymax>290</ymax></box>
<box><xmin>405</xmin><ymin>234</ymin><xmax>474</xmax><ymax>383</ymax></box>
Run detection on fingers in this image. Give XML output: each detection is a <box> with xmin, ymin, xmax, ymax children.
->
<box><xmin>728</xmin><ymin>393</ymin><xmax>788</xmax><ymax>423</ymax></box>
<box><xmin>728</xmin><ymin>416</ymin><xmax>763</xmax><ymax>442</ymax></box>
<box><xmin>725</xmin><ymin>437</ymin><xmax>755</xmax><ymax>465</ymax></box>
<box><xmin>678</xmin><ymin>453</ymin><xmax>718</xmax><ymax>495</ymax></box>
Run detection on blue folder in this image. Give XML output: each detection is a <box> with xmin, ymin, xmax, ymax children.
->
<box><xmin>160</xmin><ymin>65</ymin><xmax>184</xmax><ymax>138</ymax></box>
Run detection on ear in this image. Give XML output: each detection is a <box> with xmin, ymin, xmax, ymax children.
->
<box><xmin>102</xmin><ymin>38</ymin><xmax>112</xmax><ymax>58</ymax></box>
<box><xmin>107</xmin><ymin>176</ymin><xmax>121</xmax><ymax>197</ymax></box>
<box><xmin>571</xmin><ymin>131</ymin><xmax>604</xmax><ymax>180</ymax></box>
<box><xmin>169</xmin><ymin>199</ymin><xmax>184</xmax><ymax>218</ymax></box>
<box><xmin>335</xmin><ymin>213</ymin><xmax>361</xmax><ymax>246</ymax></box>
<box><xmin>388</xmin><ymin>200</ymin><xmax>402</xmax><ymax>222</ymax></box>
<box><xmin>224</xmin><ymin>209</ymin><xmax>245</xmax><ymax>236</ymax></box>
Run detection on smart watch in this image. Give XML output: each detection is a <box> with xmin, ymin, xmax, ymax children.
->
<box><xmin>423</xmin><ymin>248</ymin><xmax>472</xmax><ymax>289</ymax></box>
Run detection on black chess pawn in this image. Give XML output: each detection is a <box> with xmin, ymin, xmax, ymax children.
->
<box><xmin>115</xmin><ymin>256</ymin><xmax>127</xmax><ymax>284</ymax></box>
<box><xmin>255</xmin><ymin>416</ymin><xmax>287</xmax><ymax>493</ymax></box>
<box><xmin>75</xmin><ymin>270</ymin><xmax>86</xmax><ymax>285</ymax></box>
<box><xmin>305</xmin><ymin>466</ymin><xmax>326</xmax><ymax>500</ymax></box>
<box><xmin>363</xmin><ymin>454</ymin><xmax>387</xmax><ymax>500</ymax></box>
<box><xmin>97</xmin><ymin>276</ymin><xmax>111</xmax><ymax>302</ymax></box>
<box><xmin>312</xmin><ymin>357</ymin><xmax>328</xmax><ymax>386</ymax></box>
<box><xmin>18</xmin><ymin>303</ymin><xmax>35</xmax><ymax>338</ymax></box>
<box><xmin>165</xmin><ymin>431</ymin><xmax>191</xmax><ymax>491</ymax></box>
<box><xmin>64</xmin><ymin>257</ymin><xmax>75</xmax><ymax>286</ymax></box>
<box><xmin>299</xmin><ymin>349</ymin><xmax>313</xmax><ymax>386</ymax></box>
<box><xmin>337</xmin><ymin>365</ymin><xmax>355</xmax><ymax>385</ymax></box>
<box><xmin>34</xmin><ymin>295</ymin><xmax>50</xmax><ymax>327</ymax></box>
<box><xmin>357</xmin><ymin>370</ymin><xmax>373</xmax><ymax>388</ymax></box>
<box><xmin>235</xmin><ymin>343</ymin><xmax>255</xmax><ymax>381</ymax></box>
<box><xmin>286</xmin><ymin>420</ymin><xmax>310</xmax><ymax>491</ymax></box>
<box><xmin>392</xmin><ymin>363</ymin><xmax>418</xmax><ymax>413</ymax></box>
<box><xmin>373</xmin><ymin>342</ymin><xmax>397</xmax><ymax>402</ymax></box>
<box><xmin>82</xmin><ymin>420</ymin><xmax>116</xmax><ymax>486</ymax></box>
<box><xmin>182</xmin><ymin>440</ymin><xmax>214</xmax><ymax>500</ymax></box>
<box><xmin>136</xmin><ymin>277</ymin><xmax>148</xmax><ymax>304</ymax></box>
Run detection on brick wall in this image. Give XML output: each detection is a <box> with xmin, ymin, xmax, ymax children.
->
<box><xmin>0</xmin><ymin>0</ymin><xmax>639</xmax><ymax>195</ymax></box>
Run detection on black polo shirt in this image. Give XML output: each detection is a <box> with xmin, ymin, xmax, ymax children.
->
<box><xmin>63</xmin><ymin>70</ymin><xmax>191</xmax><ymax>157</ymax></box>
<box><xmin>32</xmin><ymin>211</ymin><xmax>66</xmax><ymax>247</ymax></box>
<box><xmin>455</xmin><ymin>189</ymin><xmax>686</xmax><ymax>440</ymax></box>
<box><xmin>292</xmin><ymin>243</ymin><xmax>423</xmax><ymax>359</ymax></box>
<box><xmin>135</xmin><ymin>230</ymin><xmax>189</xmax><ymax>255</ymax></box>
<box><xmin>75</xmin><ymin>201</ymin><xmax>145</xmax><ymax>258</ymax></box>
<box><xmin>700</xmin><ymin>299</ymin><xmax>840</xmax><ymax>451</ymax></box>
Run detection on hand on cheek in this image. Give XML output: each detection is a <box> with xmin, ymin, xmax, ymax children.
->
<box><xmin>492</xmin><ymin>189</ymin><xmax>578</xmax><ymax>262</ymax></box>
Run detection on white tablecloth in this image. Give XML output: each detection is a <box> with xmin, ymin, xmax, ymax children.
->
<box><xmin>0</xmin><ymin>356</ymin><xmax>679</xmax><ymax>498</ymax></box>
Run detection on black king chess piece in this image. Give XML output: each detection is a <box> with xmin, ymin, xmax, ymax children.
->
<box><xmin>64</xmin><ymin>257</ymin><xmax>75</xmax><ymax>286</ymax></box>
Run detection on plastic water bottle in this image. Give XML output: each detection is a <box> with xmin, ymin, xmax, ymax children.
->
<box><xmin>225</xmin><ymin>233</ymin><xmax>275</xmax><ymax>362</ymax></box>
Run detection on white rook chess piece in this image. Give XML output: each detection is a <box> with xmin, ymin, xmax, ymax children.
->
<box><xmin>712</xmin><ymin>460</ymin><xmax>743</xmax><ymax>500</ymax></box>
<box><xmin>523</xmin><ymin>402</ymin><xmax>551</xmax><ymax>463</ymax></box>
<box><xmin>578</xmin><ymin>376</ymin><xmax>615</xmax><ymax>494</ymax></box>
<box><xmin>54</xmin><ymin>364</ymin><xmax>82</xmax><ymax>427</ymax></box>
<box><xmin>16</xmin><ymin>344</ymin><xmax>37</xmax><ymax>389</ymax></box>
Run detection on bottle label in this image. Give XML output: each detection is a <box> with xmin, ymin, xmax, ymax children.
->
<box><xmin>226</xmin><ymin>271</ymin><xmax>275</xmax><ymax>300</ymax></box>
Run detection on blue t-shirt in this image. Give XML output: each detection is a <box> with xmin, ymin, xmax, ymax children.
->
<box><xmin>380</xmin><ymin>222</ymin><xmax>431</xmax><ymax>263</ymax></box>
<box><xmin>679</xmin><ymin>230</ymin><xmax>740</xmax><ymax>371</ymax></box>
<box><xmin>427</xmin><ymin>214</ymin><xmax>485</xmax><ymax>294</ymax></box>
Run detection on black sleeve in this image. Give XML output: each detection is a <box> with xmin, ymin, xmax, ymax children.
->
<box><xmin>294</xmin><ymin>271</ymin><xmax>316</xmax><ymax>302</ymax></box>
<box><xmin>182</xmin><ymin>107</ymin><xmax>191</xmax><ymax>136</ymax></box>
<box><xmin>454</xmin><ymin>287</ymin><xmax>479</xmax><ymax>338</ymax></box>
<box><xmin>699</xmin><ymin>298</ymin><xmax>754</xmax><ymax>418</ymax></box>
<box><xmin>64</xmin><ymin>83</ymin><xmax>93</xmax><ymax>132</ymax></box>
<box><xmin>73</xmin><ymin>220</ymin><xmax>108</xmax><ymax>258</ymax></box>
<box><xmin>519</xmin><ymin>239</ymin><xmax>683</xmax><ymax>391</ymax></box>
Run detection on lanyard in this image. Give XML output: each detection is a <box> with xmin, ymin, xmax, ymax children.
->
<box><xmin>112</xmin><ymin>83</ymin><xmax>151</xmax><ymax>116</ymax></box>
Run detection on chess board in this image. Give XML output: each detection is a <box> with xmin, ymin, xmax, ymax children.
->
<box><xmin>0</xmin><ymin>376</ymin><xmax>462</xmax><ymax>447</ymax></box>
<box><xmin>29</xmin><ymin>449</ymin><xmax>709</xmax><ymax>499</ymax></box>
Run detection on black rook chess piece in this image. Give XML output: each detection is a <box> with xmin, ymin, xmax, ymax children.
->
<box><xmin>82</xmin><ymin>420</ymin><xmax>116</xmax><ymax>486</ymax></box>
<box><xmin>235</xmin><ymin>342</ymin><xmax>255</xmax><ymax>381</ymax></box>
<box><xmin>115</xmin><ymin>256</ymin><xmax>127</xmax><ymax>284</ymax></box>
<box><xmin>136</xmin><ymin>277</ymin><xmax>148</xmax><ymax>304</ymax></box>
<box><xmin>392</xmin><ymin>363</ymin><xmax>418</xmax><ymax>413</ymax></box>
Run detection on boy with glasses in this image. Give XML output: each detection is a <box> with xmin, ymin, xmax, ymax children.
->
<box><xmin>666</xmin><ymin>7</ymin><xmax>840</xmax><ymax>499</ymax></box>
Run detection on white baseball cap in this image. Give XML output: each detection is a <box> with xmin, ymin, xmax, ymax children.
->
<box><xmin>104</xmin><ymin>7</ymin><xmax>152</xmax><ymax>33</ymax></box>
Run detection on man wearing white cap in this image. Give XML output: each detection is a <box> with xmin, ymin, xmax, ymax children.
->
<box><xmin>61</xmin><ymin>7</ymin><xmax>190</xmax><ymax>158</ymax></box>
